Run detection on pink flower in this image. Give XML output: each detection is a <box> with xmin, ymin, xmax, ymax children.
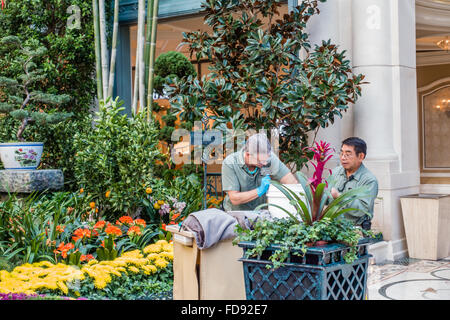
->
<box><xmin>306</xmin><ymin>141</ymin><xmax>334</xmax><ymax>192</ymax></box>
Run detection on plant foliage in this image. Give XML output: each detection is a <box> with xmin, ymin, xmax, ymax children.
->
<box><xmin>166</xmin><ymin>0</ymin><xmax>366</xmax><ymax>170</ymax></box>
<box><xmin>73</xmin><ymin>98</ymin><xmax>161</xmax><ymax>217</ymax></box>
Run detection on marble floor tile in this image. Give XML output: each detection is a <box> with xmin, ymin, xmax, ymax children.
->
<box><xmin>367</xmin><ymin>257</ymin><xmax>450</xmax><ymax>300</ymax></box>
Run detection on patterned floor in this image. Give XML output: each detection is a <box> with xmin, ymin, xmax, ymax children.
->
<box><xmin>367</xmin><ymin>256</ymin><xmax>450</xmax><ymax>300</ymax></box>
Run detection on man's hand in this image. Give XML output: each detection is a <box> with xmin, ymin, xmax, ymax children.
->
<box><xmin>256</xmin><ymin>175</ymin><xmax>271</xmax><ymax>197</ymax></box>
<box><xmin>331</xmin><ymin>187</ymin><xmax>340</xmax><ymax>199</ymax></box>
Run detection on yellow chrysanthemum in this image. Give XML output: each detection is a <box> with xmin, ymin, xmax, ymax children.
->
<box><xmin>159</xmin><ymin>251</ymin><xmax>174</xmax><ymax>261</ymax></box>
<box><xmin>143</xmin><ymin>243</ymin><xmax>161</xmax><ymax>254</ymax></box>
<box><xmin>87</xmin><ymin>259</ymin><xmax>99</xmax><ymax>266</ymax></box>
<box><xmin>128</xmin><ymin>266</ymin><xmax>140</xmax><ymax>274</ymax></box>
<box><xmin>142</xmin><ymin>265</ymin><xmax>157</xmax><ymax>275</ymax></box>
<box><xmin>154</xmin><ymin>258</ymin><xmax>169</xmax><ymax>269</ymax></box>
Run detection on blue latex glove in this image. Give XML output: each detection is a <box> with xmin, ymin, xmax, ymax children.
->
<box><xmin>256</xmin><ymin>175</ymin><xmax>271</xmax><ymax>197</ymax></box>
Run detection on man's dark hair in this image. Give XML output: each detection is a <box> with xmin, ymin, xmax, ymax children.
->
<box><xmin>342</xmin><ymin>137</ymin><xmax>367</xmax><ymax>158</ymax></box>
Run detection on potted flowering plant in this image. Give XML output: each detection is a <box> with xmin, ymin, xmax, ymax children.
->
<box><xmin>235</xmin><ymin>141</ymin><xmax>374</xmax><ymax>300</ymax></box>
<box><xmin>0</xmin><ymin>36</ymin><xmax>71</xmax><ymax>169</ymax></box>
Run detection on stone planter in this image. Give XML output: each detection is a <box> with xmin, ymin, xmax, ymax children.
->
<box><xmin>238</xmin><ymin>239</ymin><xmax>371</xmax><ymax>300</ymax></box>
<box><xmin>0</xmin><ymin>169</ymin><xmax>64</xmax><ymax>193</ymax></box>
<box><xmin>0</xmin><ymin>142</ymin><xmax>44</xmax><ymax>170</ymax></box>
<box><xmin>400</xmin><ymin>194</ymin><xmax>450</xmax><ymax>260</ymax></box>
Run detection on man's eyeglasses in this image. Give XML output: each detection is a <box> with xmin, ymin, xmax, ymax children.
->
<box><xmin>338</xmin><ymin>151</ymin><xmax>355</xmax><ymax>159</ymax></box>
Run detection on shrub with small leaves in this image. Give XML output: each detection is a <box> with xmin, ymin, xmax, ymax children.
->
<box><xmin>73</xmin><ymin>98</ymin><xmax>161</xmax><ymax>217</ymax></box>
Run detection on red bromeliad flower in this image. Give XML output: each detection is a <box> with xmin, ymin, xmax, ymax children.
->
<box><xmin>305</xmin><ymin>140</ymin><xmax>334</xmax><ymax>193</ymax></box>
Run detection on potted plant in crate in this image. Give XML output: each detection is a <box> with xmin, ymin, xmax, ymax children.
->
<box><xmin>235</xmin><ymin>141</ymin><xmax>375</xmax><ymax>300</ymax></box>
<box><xmin>0</xmin><ymin>36</ymin><xmax>72</xmax><ymax>169</ymax></box>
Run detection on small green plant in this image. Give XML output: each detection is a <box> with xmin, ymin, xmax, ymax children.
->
<box><xmin>73</xmin><ymin>97</ymin><xmax>161</xmax><ymax>217</ymax></box>
<box><xmin>96</xmin><ymin>236</ymin><xmax>118</xmax><ymax>262</ymax></box>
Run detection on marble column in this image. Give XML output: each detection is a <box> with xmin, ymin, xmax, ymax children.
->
<box><xmin>351</xmin><ymin>0</ymin><xmax>420</xmax><ymax>259</ymax></box>
<box><xmin>352</xmin><ymin>0</ymin><xmax>398</xmax><ymax>160</ymax></box>
<box><xmin>305</xmin><ymin>0</ymin><xmax>354</xmax><ymax>168</ymax></box>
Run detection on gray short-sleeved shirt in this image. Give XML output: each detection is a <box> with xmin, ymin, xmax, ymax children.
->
<box><xmin>326</xmin><ymin>163</ymin><xmax>378</xmax><ymax>225</ymax></box>
<box><xmin>221</xmin><ymin>149</ymin><xmax>291</xmax><ymax>211</ymax></box>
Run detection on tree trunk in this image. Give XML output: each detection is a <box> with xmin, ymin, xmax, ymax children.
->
<box><xmin>16</xmin><ymin>117</ymin><xmax>30</xmax><ymax>142</ymax></box>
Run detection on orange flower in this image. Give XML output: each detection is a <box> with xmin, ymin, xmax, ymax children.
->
<box><xmin>80</xmin><ymin>254</ymin><xmax>94</xmax><ymax>262</ymax></box>
<box><xmin>145</xmin><ymin>187</ymin><xmax>152</xmax><ymax>194</ymax></box>
<box><xmin>56</xmin><ymin>225</ymin><xmax>65</xmax><ymax>233</ymax></box>
<box><xmin>93</xmin><ymin>220</ymin><xmax>106</xmax><ymax>230</ymax></box>
<box><xmin>72</xmin><ymin>228</ymin><xmax>91</xmax><ymax>242</ymax></box>
<box><xmin>79</xmin><ymin>188</ymin><xmax>84</xmax><ymax>194</ymax></box>
<box><xmin>161</xmin><ymin>223</ymin><xmax>167</xmax><ymax>231</ymax></box>
<box><xmin>171</xmin><ymin>213</ymin><xmax>181</xmax><ymax>221</ymax></box>
<box><xmin>105</xmin><ymin>190</ymin><xmax>111</xmax><ymax>198</ymax></box>
<box><xmin>105</xmin><ymin>225</ymin><xmax>122</xmax><ymax>237</ymax></box>
<box><xmin>54</xmin><ymin>242</ymin><xmax>75</xmax><ymax>259</ymax></box>
<box><xmin>133</xmin><ymin>219</ymin><xmax>146</xmax><ymax>227</ymax></box>
<box><xmin>118</xmin><ymin>215</ymin><xmax>133</xmax><ymax>225</ymax></box>
<box><xmin>89</xmin><ymin>202</ymin><xmax>96</xmax><ymax>209</ymax></box>
<box><xmin>127</xmin><ymin>225</ymin><xmax>142</xmax><ymax>236</ymax></box>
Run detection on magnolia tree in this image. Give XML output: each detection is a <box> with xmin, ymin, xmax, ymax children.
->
<box><xmin>166</xmin><ymin>0</ymin><xmax>366</xmax><ymax>170</ymax></box>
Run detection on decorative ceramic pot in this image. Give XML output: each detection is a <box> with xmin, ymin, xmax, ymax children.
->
<box><xmin>0</xmin><ymin>142</ymin><xmax>44</xmax><ymax>170</ymax></box>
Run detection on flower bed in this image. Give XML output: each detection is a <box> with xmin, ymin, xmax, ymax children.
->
<box><xmin>0</xmin><ymin>240</ymin><xmax>173</xmax><ymax>300</ymax></box>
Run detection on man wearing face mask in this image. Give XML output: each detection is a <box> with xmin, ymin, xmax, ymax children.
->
<box><xmin>327</xmin><ymin>137</ymin><xmax>378</xmax><ymax>230</ymax></box>
<box><xmin>221</xmin><ymin>133</ymin><xmax>298</xmax><ymax>212</ymax></box>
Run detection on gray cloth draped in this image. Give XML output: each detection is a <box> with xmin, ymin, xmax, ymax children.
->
<box><xmin>181</xmin><ymin>208</ymin><xmax>270</xmax><ymax>249</ymax></box>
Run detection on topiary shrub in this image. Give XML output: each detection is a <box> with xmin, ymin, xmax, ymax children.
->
<box><xmin>153</xmin><ymin>51</ymin><xmax>197</xmax><ymax>96</ymax></box>
<box><xmin>0</xmin><ymin>0</ymin><xmax>97</xmax><ymax>178</ymax></box>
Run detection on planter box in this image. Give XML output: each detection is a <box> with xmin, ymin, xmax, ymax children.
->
<box><xmin>400</xmin><ymin>194</ymin><xmax>450</xmax><ymax>260</ymax></box>
<box><xmin>238</xmin><ymin>240</ymin><xmax>371</xmax><ymax>300</ymax></box>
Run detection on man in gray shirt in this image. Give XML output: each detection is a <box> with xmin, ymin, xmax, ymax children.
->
<box><xmin>221</xmin><ymin>133</ymin><xmax>298</xmax><ymax>211</ymax></box>
<box><xmin>327</xmin><ymin>137</ymin><xmax>378</xmax><ymax>230</ymax></box>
